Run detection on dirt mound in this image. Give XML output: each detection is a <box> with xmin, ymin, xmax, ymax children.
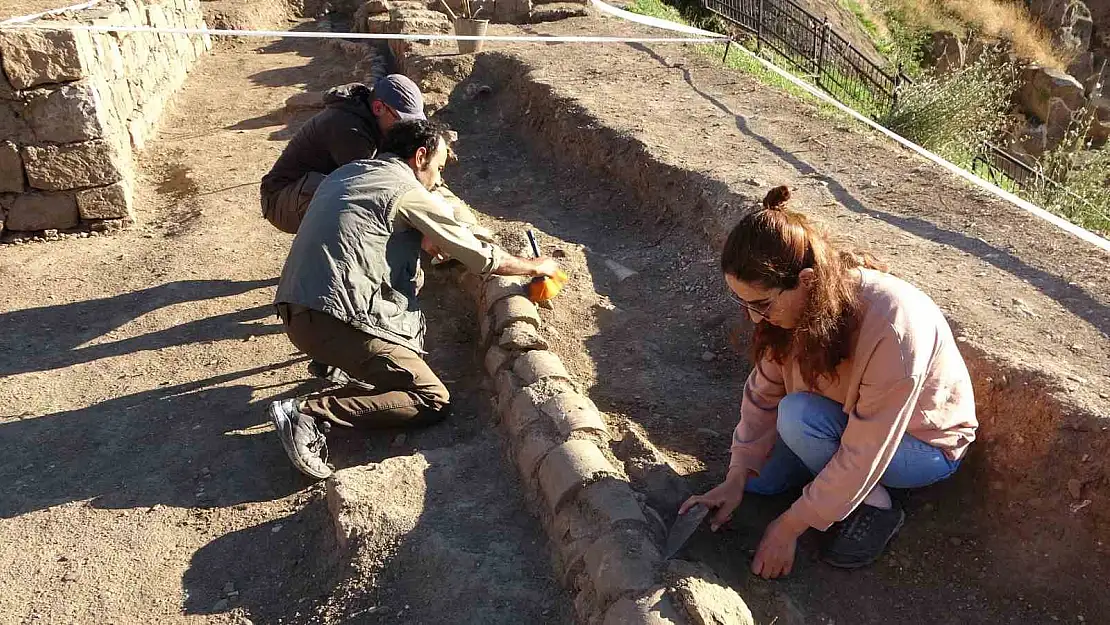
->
<box><xmin>322</xmin><ymin>441</ymin><xmax>572</xmax><ymax>623</ymax></box>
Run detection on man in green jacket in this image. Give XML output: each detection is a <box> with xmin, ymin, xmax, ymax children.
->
<box><xmin>269</xmin><ymin>120</ymin><xmax>562</xmax><ymax>479</ymax></box>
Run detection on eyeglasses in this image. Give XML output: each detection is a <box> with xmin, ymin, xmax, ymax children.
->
<box><xmin>729</xmin><ymin>288</ymin><xmax>782</xmax><ymax>317</ymax></box>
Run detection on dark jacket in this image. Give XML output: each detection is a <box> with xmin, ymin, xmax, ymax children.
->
<box><xmin>274</xmin><ymin>155</ymin><xmax>428</xmax><ymax>353</ymax></box>
<box><xmin>260</xmin><ymin>83</ymin><xmax>383</xmax><ymax>200</ymax></box>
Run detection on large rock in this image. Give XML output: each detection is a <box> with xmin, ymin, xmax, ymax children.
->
<box><xmin>1058</xmin><ymin>0</ymin><xmax>1094</xmax><ymax>52</ymax></box>
<box><xmin>24</xmin><ymin>80</ymin><xmax>114</xmax><ymax>143</ymax></box>
<box><xmin>1018</xmin><ymin>66</ymin><xmax>1087</xmax><ymax>123</ymax></box>
<box><xmin>494</xmin><ymin>0</ymin><xmax>532</xmax><ymax>22</ymax></box>
<box><xmin>1090</xmin><ymin>96</ymin><xmax>1110</xmax><ymax>145</ymax></box>
<box><xmin>21</xmin><ymin>140</ymin><xmax>129</xmax><ymax>191</ymax></box>
<box><xmin>1030</xmin><ymin>0</ymin><xmax>1094</xmax><ymax>52</ymax></box>
<box><xmin>924</xmin><ymin>30</ymin><xmax>964</xmax><ymax>73</ymax></box>
<box><xmin>76</xmin><ymin>180</ymin><xmax>132</xmax><ymax>219</ymax></box>
<box><xmin>0</xmin><ymin>194</ymin><xmax>9</xmax><ymax>232</ymax></box>
<box><xmin>1045</xmin><ymin>97</ymin><xmax>1076</xmax><ymax>150</ymax></box>
<box><xmin>0</xmin><ymin>27</ymin><xmax>94</xmax><ymax>90</ymax></box>
<box><xmin>6</xmin><ymin>191</ymin><xmax>78</xmax><ymax>231</ymax></box>
<box><xmin>0</xmin><ymin>58</ymin><xmax>16</xmax><ymax>99</ymax></box>
<box><xmin>0</xmin><ymin>99</ymin><xmax>33</xmax><ymax>144</ymax></box>
<box><xmin>352</xmin><ymin>0</ymin><xmax>391</xmax><ymax>32</ymax></box>
<box><xmin>327</xmin><ymin>455</ymin><xmax>427</xmax><ymax>550</ymax></box>
<box><xmin>0</xmin><ymin>141</ymin><xmax>23</xmax><ymax>192</ymax></box>
<box><xmin>1069</xmin><ymin>52</ymin><xmax>1095</xmax><ymax>87</ymax></box>
<box><xmin>666</xmin><ymin>562</ymin><xmax>756</xmax><ymax>625</ymax></box>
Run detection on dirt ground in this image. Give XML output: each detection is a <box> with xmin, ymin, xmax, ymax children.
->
<box><xmin>423</xmin><ymin>17</ymin><xmax>1110</xmax><ymax>624</ymax></box>
<box><xmin>436</xmin><ymin>84</ymin><xmax>1109</xmax><ymax>624</ymax></box>
<box><xmin>3</xmin><ymin>8</ymin><xmax>1110</xmax><ymax>625</ymax></box>
<box><xmin>0</xmin><ymin>36</ymin><xmax>570</xmax><ymax>624</ymax></box>
<box><xmin>0</xmin><ymin>0</ymin><xmax>75</xmax><ymax>21</ymax></box>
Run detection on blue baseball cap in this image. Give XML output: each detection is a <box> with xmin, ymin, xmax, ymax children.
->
<box><xmin>373</xmin><ymin>74</ymin><xmax>427</xmax><ymax>121</ymax></box>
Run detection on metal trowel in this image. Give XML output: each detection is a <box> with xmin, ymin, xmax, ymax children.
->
<box><xmin>663</xmin><ymin>503</ymin><xmax>710</xmax><ymax>559</ymax></box>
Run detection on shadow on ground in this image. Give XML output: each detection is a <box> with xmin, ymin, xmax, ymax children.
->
<box><xmin>0</xmin><ymin>360</ymin><xmax>314</xmax><ymax>518</ymax></box>
<box><xmin>0</xmin><ymin>278</ymin><xmax>280</xmax><ymax>378</ymax></box>
<box><xmin>181</xmin><ymin>273</ymin><xmax>572</xmax><ymax>623</ymax></box>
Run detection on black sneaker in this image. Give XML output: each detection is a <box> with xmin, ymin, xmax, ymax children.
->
<box><xmin>823</xmin><ymin>503</ymin><xmax>905</xmax><ymax>569</ymax></box>
<box><xmin>269</xmin><ymin>399</ymin><xmax>333</xmax><ymax>480</ymax></box>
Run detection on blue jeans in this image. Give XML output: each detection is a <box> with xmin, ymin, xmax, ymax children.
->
<box><xmin>746</xmin><ymin>392</ymin><xmax>961</xmax><ymax>495</ymax></box>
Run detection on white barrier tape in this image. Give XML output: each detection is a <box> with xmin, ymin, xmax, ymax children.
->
<box><xmin>4</xmin><ymin>21</ymin><xmax>726</xmax><ymax>43</ymax></box>
<box><xmin>591</xmin><ymin>2</ymin><xmax>1110</xmax><ymax>252</ymax></box>
<box><xmin>1</xmin><ymin>0</ymin><xmax>102</xmax><ymax>24</ymax></box>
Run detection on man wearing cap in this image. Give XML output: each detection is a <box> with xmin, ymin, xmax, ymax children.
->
<box><xmin>260</xmin><ymin>74</ymin><xmax>430</xmax><ymax>234</ymax></box>
<box><xmin>268</xmin><ymin>120</ymin><xmax>564</xmax><ymax>479</ymax></box>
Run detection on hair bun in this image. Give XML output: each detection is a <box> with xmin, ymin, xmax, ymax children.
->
<box><xmin>762</xmin><ymin>185</ymin><xmax>791</xmax><ymax>210</ymax></box>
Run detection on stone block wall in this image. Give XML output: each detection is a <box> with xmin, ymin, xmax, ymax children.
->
<box><xmin>0</xmin><ymin>0</ymin><xmax>211</xmax><ymax>237</ymax></box>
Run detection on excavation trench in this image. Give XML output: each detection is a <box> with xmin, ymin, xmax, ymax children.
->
<box><xmin>407</xmin><ymin>46</ymin><xmax>1110</xmax><ymax>624</ymax></box>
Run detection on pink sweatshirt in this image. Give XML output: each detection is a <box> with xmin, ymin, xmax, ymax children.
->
<box><xmin>730</xmin><ymin>269</ymin><xmax>977</xmax><ymax>531</ymax></box>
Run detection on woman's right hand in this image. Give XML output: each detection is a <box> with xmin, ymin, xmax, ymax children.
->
<box><xmin>679</xmin><ymin>469</ymin><xmax>748</xmax><ymax>531</ymax></box>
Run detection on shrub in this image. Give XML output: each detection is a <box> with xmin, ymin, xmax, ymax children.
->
<box><xmin>880</xmin><ymin>54</ymin><xmax>1017</xmax><ymax>165</ymax></box>
<box><xmin>1023</xmin><ymin>116</ymin><xmax>1110</xmax><ymax>235</ymax></box>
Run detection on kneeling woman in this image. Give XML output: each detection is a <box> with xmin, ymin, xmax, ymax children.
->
<box><xmin>682</xmin><ymin>186</ymin><xmax>977</xmax><ymax>578</ymax></box>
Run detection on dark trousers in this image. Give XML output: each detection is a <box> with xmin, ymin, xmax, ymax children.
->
<box><xmin>261</xmin><ymin>172</ymin><xmax>326</xmax><ymax>234</ymax></box>
<box><xmin>278</xmin><ymin>305</ymin><xmax>450</xmax><ymax>429</ymax></box>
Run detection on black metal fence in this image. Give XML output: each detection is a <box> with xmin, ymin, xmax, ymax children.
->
<box><xmin>973</xmin><ymin>142</ymin><xmax>1040</xmax><ymax>189</ymax></box>
<box><xmin>703</xmin><ymin>0</ymin><xmax>907</xmax><ymax>114</ymax></box>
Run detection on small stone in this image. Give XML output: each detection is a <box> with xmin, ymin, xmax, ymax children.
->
<box><xmin>552</xmin><ymin>248</ymin><xmax>568</xmax><ymax>258</ymax></box>
<box><xmin>1068</xmin><ymin>478</ymin><xmax>1083</xmax><ymax>499</ymax></box>
<box><xmin>61</xmin><ymin>571</ymin><xmax>80</xmax><ymax>582</ymax></box>
<box><xmin>271</xmin><ymin>524</ymin><xmax>283</xmax><ymax>533</ymax></box>
<box><xmin>1070</xmin><ymin>344</ymin><xmax>1084</xmax><ymax>352</ymax></box>
<box><xmin>922</xmin><ymin>502</ymin><xmax>935</xmax><ymax>512</ymax></box>
<box><xmin>949</xmin><ymin>536</ymin><xmax>963</xmax><ymax>547</ymax></box>
<box><xmin>212</xmin><ymin>599</ymin><xmax>230</xmax><ymax>612</ymax></box>
<box><xmin>42</xmin><ymin>229</ymin><xmax>58</xmax><ymax>238</ymax></box>
<box><xmin>701</xmin><ymin>351</ymin><xmax>716</xmax><ymax>362</ymax></box>
<box><xmin>956</xmin><ymin>336</ymin><xmax>969</xmax><ymax>343</ymax></box>
<box><xmin>392</xmin><ymin>433</ymin><xmax>407</xmax><ymax>447</ymax></box>
<box><xmin>223</xmin><ymin>582</ymin><xmax>235</xmax><ymax>594</ymax></box>
<box><xmin>604</xmin><ymin>259</ymin><xmax>638</xmax><ymax>282</ymax></box>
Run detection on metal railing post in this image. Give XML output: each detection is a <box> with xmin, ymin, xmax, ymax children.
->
<box><xmin>814</xmin><ymin>18</ymin><xmax>828</xmax><ymax>83</ymax></box>
<box><xmin>756</xmin><ymin>0</ymin><xmax>764</xmax><ymax>55</ymax></box>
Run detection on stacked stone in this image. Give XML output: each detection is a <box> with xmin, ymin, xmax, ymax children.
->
<box><xmin>463</xmin><ymin>272</ymin><xmax>755</xmax><ymax>625</ymax></box>
<box><xmin>0</xmin><ymin>0</ymin><xmax>210</xmax><ymax>237</ymax></box>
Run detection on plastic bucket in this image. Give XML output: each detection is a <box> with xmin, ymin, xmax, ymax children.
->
<box><xmin>454</xmin><ymin>18</ymin><xmax>489</xmax><ymax>54</ymax></box>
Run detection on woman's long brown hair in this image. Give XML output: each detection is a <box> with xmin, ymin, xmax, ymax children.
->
<box><xmin>720</xmin><ymin>186</ymin><xmax>886</xmax><ymax>387</ymax></box>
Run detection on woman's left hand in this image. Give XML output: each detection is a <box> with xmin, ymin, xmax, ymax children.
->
<box><xmin>752</xmin><ymin>509</ymin><xmax>809</xmax><ymax>579</ymax></box>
